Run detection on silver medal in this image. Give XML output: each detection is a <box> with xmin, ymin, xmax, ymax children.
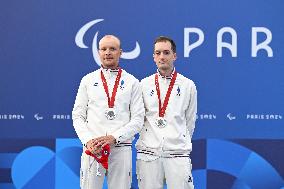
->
<box><xmin>105</xmin><ymin>108</ymin><xmax>116</xmax><ymax>120</ymax></box>
<box><xmin>155</xmin><ymin>117</ymin><xmax>167</xmax><ymax>128</ymax></box>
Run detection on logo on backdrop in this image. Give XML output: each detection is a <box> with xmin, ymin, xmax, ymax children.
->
<box><xmin>184</xmin><ymin>27</ymin><xmax>273</xmax><ymax>58</ymax></box>
<box><xmin>227</xmin><ymin>113</ymin><xmax>236</xmax><ymax>120</ymax></box>
<box><xmin>34</xmin><ymin>113</ymin><xmax>43</xmax><ymax>121</ymax></box>
<box><xmin>75</xmin><ymin>19</ymin><xmax>141</xmax><ymax>66</ymax></box>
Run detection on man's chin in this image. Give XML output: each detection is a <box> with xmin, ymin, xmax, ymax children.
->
<box><xmin>158</xmin><ymin>65</ymin><xmax>170</xmax><ymax>71</ymax></box>
<box><xmin>102</xmin><ymin>62</ymin><xmax>118</xmax><ymax>68</ymax></box>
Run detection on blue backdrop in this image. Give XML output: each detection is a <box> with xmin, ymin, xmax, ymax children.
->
<box><xmin>1</xmin><ymin>0</ymin><xmax>284</xmax><ymax>189</ymax></box>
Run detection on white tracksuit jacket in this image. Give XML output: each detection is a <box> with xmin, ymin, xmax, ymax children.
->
<box><xmin>72</xmin><ymin>68</ymin><xmax>145</xmax><ymax>146</ymax></box>
<box><xmin>136</xmin><ymin>71</ymin><xmax>197</xmax><ymax>160</ymax></box>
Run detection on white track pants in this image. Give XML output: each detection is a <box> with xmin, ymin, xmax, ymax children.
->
<box><xmin>137</xmin><ymin>157</ymin><xmax>194</xmax><ymax>189</ymax></box>
<box><xmin>80</xmin><ymin>147</ymin><xmax>132</xmax><ymax>189</ymax></box>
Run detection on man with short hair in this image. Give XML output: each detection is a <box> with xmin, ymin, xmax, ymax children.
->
<box><xmin>136</xmin><ymin>36</ymin><xmax>197</xmax><ymax>189</ymax></box>
<box><xmin>73</xmin><ymin>35</ymin><xmax>144</xmax><ymax>189</ymax></box>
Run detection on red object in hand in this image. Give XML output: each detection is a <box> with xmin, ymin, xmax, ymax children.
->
<box><xmin>85</xmin><ymin>144</ymin><xmax>110</xmax><ymax>169</ymax></box>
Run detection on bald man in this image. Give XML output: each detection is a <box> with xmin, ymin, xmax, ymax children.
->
<box><xmin>73</xmin><ymin>35</ymin><xmax>145</xmax><ymax>189</ymax></box>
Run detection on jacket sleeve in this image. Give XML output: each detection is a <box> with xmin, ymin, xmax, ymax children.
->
<box><xmin>72</xmin><ymin>77</ymin><xmax>93</xmax><ymax>145</ymax></box>
<box><xmin>112</xmin><ymin>79</ymin><xmax>145</xmax><ymax>143</ymax></box>
<box><xmin>185</xmin><ymin>81</ymin><xmax>197</xmax><ymax>138</ymax></box>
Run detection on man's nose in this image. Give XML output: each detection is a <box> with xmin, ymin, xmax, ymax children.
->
<box><xmin>159</xmin><ymin>53</ymin><xmax>166</xmax><ymax>59</ymax></box>
<box><xmin>104</xmin><ymin>49</ymin><xmax>111</xmax><ymax>54</ymax></box>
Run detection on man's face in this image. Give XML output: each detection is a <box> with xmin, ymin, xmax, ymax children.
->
<box><xmin>99</xmin><ymin>37</ymin><xmax>122</xmax><ymax>68</ymax></box>
<box><xmin>153</xmin><ymin>41</ymin><xmax>176</xmax><ymax>72</ymax></box>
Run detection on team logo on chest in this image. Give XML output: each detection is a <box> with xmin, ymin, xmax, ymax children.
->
<box><xmin>120</xmin><ymin>80</ymin><xmax>125</xmax><ymax>90</ymax></box>
<box><xmin>188</xmin><ymin>175</ymin><xmax>192</xmax><ymax>183</ymax></box>
<box><xmin>176</xmin><ymin>86</ymin><xmax>181</xmax><ymax>96</ymax></box>
<box><xmin>150</xmin><ymin>89</ymin><xmax>154</xmax><ymax>96</ymax></box>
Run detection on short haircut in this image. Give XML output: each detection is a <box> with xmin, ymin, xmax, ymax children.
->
<box><xmin>154</xmin><ymin>36</ymin><xmax>176</xmax><ymax>53</ymax></box>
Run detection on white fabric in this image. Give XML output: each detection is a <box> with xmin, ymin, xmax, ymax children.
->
<box><xmin>72</xmin><ymin>68</ymin><xmax>145</xmax><ymax>145</ymax></box>
<box><xmin>136</xmin><ymin>72</ymin><xmax>197</xmax><ymax>159</ymax></box>
<box><xmin>137</xmin><ymin>157</ymin><xmax>194</xmax><ymax>189</ymax></box>
<box><xmin>136</xmin><ymin>71</ymin><xmax>197</xmax><ymax>189</ymax></box>
<box><xmin>73</xmin><ymin>68</ymin><xmax>144</xmax><ymax>189</ymax></box>
<box><xmin>80</xmin><ymin>147</ymin><xmax>132</xmax><ymax>189</ymax></box>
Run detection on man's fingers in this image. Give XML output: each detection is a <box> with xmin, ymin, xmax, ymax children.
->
<box><xmin>95</xmin><ymin>140</ymin><xmax>106</xmax><ymax>148</ymax></box>
<box><xmin>92</xmin><ymin>136</ymin><xmax>114</xmax><ymax>148</ymax></box>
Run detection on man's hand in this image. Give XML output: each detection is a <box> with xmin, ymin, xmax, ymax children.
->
<box><xmin>93</xmin><ymin>135</ymin><xmax>116</xmax><ymax>148</ymax></box>
<box><xmin>86</xmin><ymin>139</ymin><xmax>101</xmax><ymax>155</ymax></box>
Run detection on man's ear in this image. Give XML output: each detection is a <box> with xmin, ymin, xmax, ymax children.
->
<box><xmin>174</xmin><ymin>53</ymin><xmax>177</xmax><ymax>61</ymax></box>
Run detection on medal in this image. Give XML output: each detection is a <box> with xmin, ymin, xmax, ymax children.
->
<box><xmin>155</xmin><ymin>70</ymin><xmax>177</xmax><ymax>128</ymax></box>
<box><xmin>155</xmin><ymin>117</ymin><xmax>167</xmax><ymax>128</ymax></box>
<box><xmin>101</xmin><ymin>68</ymin><xmax>122</xmax><ymax>120</ymax></box>
<box><xmin>105</xmin><ymin>108</ymin><xmax>116</xmax><ymax>120</ymax></box>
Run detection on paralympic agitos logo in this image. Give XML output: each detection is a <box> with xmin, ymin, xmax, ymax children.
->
<box><xmin>75</xmin><ymin>19</ymin><xmax>273</xmax><ymax>64</ymax></box>
<box><xmin>75</xmin><ymin>19</ymin><xmax>141</xmax><ymax>66</ymax></box>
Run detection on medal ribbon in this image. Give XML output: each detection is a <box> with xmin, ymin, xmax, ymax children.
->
<box><xmin>101</xmin><ymin>68</ymin><xmax>122</xmax><ymax>108</ymax></box>
<box><xmin>155</xmin><ymin>71</ymin><xmax>177</xmax><ymax>117</ymax></box>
